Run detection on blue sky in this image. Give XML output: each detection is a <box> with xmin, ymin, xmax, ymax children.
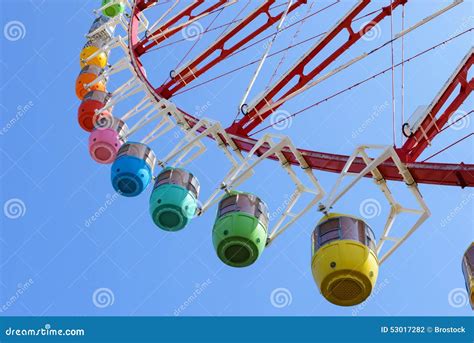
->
<box><xmin>0</xmin><ymin>0</ymin><xmax>473</xmax><ymax>317</ymax></box>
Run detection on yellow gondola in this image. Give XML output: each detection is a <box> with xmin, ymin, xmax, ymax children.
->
<box><xmin>80</xmin><ymin>41</ymin><xmax>108</xmax><ymax>69</ymax></box>
<box><xmin>462</xmin><ymin>242</ymin><xmax>474</xmax><ymax>309</ymax></box>
<box><xmin>311</xmin><ymin>213</ymin><xmax>379</xmax><ymax>306</ymax></box>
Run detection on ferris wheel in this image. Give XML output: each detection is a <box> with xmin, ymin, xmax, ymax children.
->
<box><xmin>76</xmin><ymin>0</ymin><xmax>474</xmax><ymax>308</ymax></box>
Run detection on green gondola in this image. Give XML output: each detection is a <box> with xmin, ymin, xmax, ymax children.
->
<box><xmin>213</xmin><ymin>191</ymin><xmax>269</xmax><ymax>268</ymax></box>
<box><xmin>101</xmin><ymin>0</ymin><xmax>125</xmax><ymax>18</ymax></box>
<box><xmin>149</xmin><ymin>167</ymin><xmax>200</xmax><ymax>231</ymax></box>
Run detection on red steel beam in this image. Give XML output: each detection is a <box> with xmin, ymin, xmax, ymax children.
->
<box><xmin>129</xmin><ymin>1</ymin><xmax>474</xmax><ymax>187</ymax></box>
<box><xmin>227</xmin><ymin>0</ymin><xmax>408</xmax><ymax>136</ymax></box>
<box><xmin>136</xmin><ymin>0</ymin><xmax>158</xmax><ymax>11</ymax></box>
<box><xmin>155</xmin><ymin>0</ymin><xmax>307</xmax><ymax>99</ymax></box>
<box><xmin>135</xmin><ymin>0</ymin><xmax>231</xmax><ymax>56</ymax></box>
<box><xmin>400</xmin><ymin>49</ymin><xmax>474</xmax><ymax>162</ymax></box>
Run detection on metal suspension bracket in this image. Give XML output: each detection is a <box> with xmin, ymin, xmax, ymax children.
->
<box><xmin>84</xmin><ymin>56</ymin><xmax>131</xmax><ymax>90</ymax></box>
<box><xmin>152</xmin><ymin>115</ymin><xmax>246</xmax><ymax>219</ymax></box>
<box><xmin>98</xmin><ymin>76</ymin><xmax>148</xmax><ymax>115</ymax></box>
<box><xmin>94</xmin><ymin>0</ymin><xmax>150</xmax><ymax>33</ymax></box>
<box><xmin>85</xmin><ymin>2</ymin><xmax>149</xmax><ymax>68</ymax></box>
<box><xmin>88</xmin><ymin>6</ymin><xmax>149</xmax><ymax>44</ymax></box>
<box><xmin>82</xmin><ymin>35</ymin><xmax>130</xmax><ymax>68</ymax></box>
<box><xmin>127</xmin><ymin>98</ymin><xmax>177</xmax><ymax>143</ymax></box>
<box><xmin>158</xmin><ymin>116</ymin><xmax>244</xmax><ymax>173</ymax></box>
<box><xmin>320</xmin><ymin>144</ymin><xmax>430</xmax><ymax>265</ymax></box>
<box><xmin>205</xmin><ymin>133</ymin><xmax>325</xmax><ymax>245</ymax></box>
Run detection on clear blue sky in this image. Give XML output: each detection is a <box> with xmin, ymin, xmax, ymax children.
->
<box><xmin>0</xmin><ymin>0</ymin><xmax>472</xmax><ymax>317</ymax></box>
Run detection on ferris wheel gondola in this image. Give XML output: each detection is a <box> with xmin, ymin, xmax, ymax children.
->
<box><xmin>100</xmin><ymin>0</ymin><xmax>126</xmax><ymax>18</ymax></box>
<box><xmin>111</xmin><ymin>141</ymin><xmax>156</xmax><ymax>197</ymax></box>
<box><xmin>74</xmin><ymin>0</ymin><xmax>473</xmax><ymax>309</ymax></box>
<box><xmin>312</xmin><ymin>213</ymin><xmax>378</xmax><ymax>306</ymax></box>
<box><xmin>78</xmin><ymin>90</ymin><xmax>112</xmax><ymax>132</ymax></box>
<box><xmin>150</xmin><ymin>167</ymin><xmax>201</xmax><ymax>231</ymax></box>
<box><xmin>462</xmin><ymin>243</ymin><xmax>474</xmax><ymax>309</ymax></box>
<box><xmin>89</xmin><ymin>116</ymin><xmax>128</xmax><ymax>164</ymax></box>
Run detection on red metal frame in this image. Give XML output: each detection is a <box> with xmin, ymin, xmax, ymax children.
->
<box><xmin>154</xmin><ymin>0</ymin><xmax>306</xmax><ymax>98</ymax></box>
<box><xmin>227</xmin><ymin>0</ymin><xmax>408</xmax><ymax>136</ymax></box>
<box><xmin>129</xmin><ymin>0</ymin><xmax>474</xmax><ymax>187</ymax></box>
<box><xmin>135</xmin><ymin>0</ymin><xmax>231</xmax><ymax>56</ymax></box>
<box><xmin>399</xmin><ymin>49</ymin><xmax>474</xmax><ymax>162</ymax></box>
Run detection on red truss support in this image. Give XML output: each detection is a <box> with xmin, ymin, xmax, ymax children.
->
<box><xmin>227</xmin><ymin>0</ymin><xmax>408</xmax><ymax>136</ymax></box>
<box><xmin>155</xmin><ymin>0</ymin><xmax>307</xmax><ymax>99</ymax></box>
<box><xmin>399</xmin><ymin>48</ymin><xmax>474</xmax><ymax>162</ymax></box>
<box><xmin>136</xmin><ymin>0</ymin><xmax>158</xmax><ymax>11</ymax></box>
<box><xmin>129</xmin><ymin>1</ymin><xmax>474</xmax><ymax>187</ymax></box>
<box><xmin>135</xmin><ymin>0</ymin><xmax>232</xmax><ymax>56</ymax></box>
